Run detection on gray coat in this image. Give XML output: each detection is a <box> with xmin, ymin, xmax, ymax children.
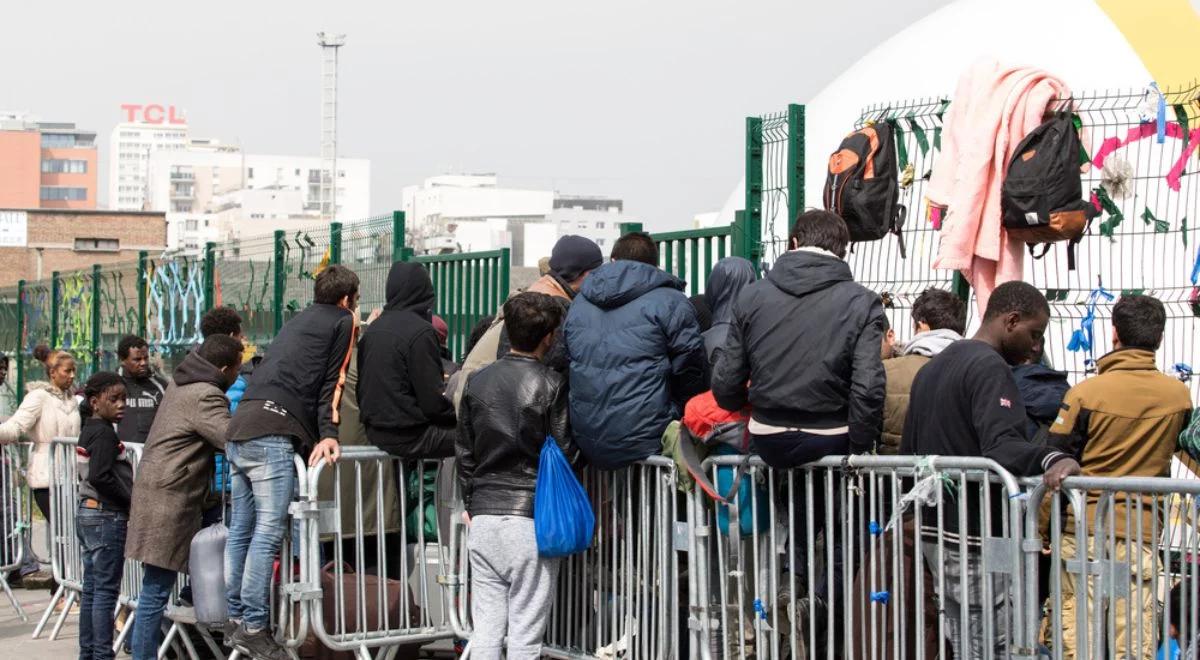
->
<box><xmin>125</xmin><ymin>351</ymin><xmax>230</xmax><ymax>573</ymax></box>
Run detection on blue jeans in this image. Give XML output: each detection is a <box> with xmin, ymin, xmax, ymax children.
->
<box><xmin>77</xmin><ymin>506</ymin><xmax>128</xmax><ymax>660</ymax></box>
<box><xmin>224</xmin><ymin>436</ymin><xmax>296</xmax><ymax>630</ymax></box>
<box><xmin>131</xmin><ymin>563</ymin><xmax>176</xmax><ymax>660</ymax></box>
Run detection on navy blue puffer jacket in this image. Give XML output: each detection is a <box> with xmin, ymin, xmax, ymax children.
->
<box><xmin>564</xmin><ymin>260</ymin><xmax>707</xmax><ymax>469</ymax></box>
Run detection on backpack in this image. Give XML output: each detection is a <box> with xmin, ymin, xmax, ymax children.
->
<box><xmin>1001</xmin><ymin>113</ymin><xmax>1093</xmax><ymax>269</ymax></box>
<box><xmin>823</xmin><ymin>122</ymin><xmax>907</xmax><ymax>257</ymax></box>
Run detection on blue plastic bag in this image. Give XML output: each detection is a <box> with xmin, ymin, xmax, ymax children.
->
<box><xmin>534</xmin><ymin>436</ymin><xmax>595</xmax><ymax>557</ymax></box>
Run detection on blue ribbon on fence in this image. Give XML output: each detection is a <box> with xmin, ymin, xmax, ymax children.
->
<box><xmin>1151</xmin><ymin>83</ymin><xmax>1167</xmax><ymax>144</ymax></box>
<box><xmin>871</xmin><ymin>591</ymin><xmax>891</xmax><ymax>605</ymax></box>
<box><xmin>1191</xmin><ymin>245</ymin><xmax>1200</xmax><ymax>285</ymax></box>
<box><xmin>1068</xmin><ymin>285</ymin><xmax>1114</xmax><ymax>371</ymax></box>
<box><xmin>1175</xmin><ymin>363</ymin><xmax>1193</xmax><ymax>382</ymax></box>
<box><xmin>753</xmin><ymin>599</ymin><xmax>768</xmax><ymax>620</ymax></box>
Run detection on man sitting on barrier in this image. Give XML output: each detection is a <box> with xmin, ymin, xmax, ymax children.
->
<box><xmin>358</xmin><ymin>261</ymin><xmax>458</xmax><ymax>460</ymax></box>
<box><xmin>456</xmin><ymin>291</ymin><xmax>579</xmax><ymax>660</ymax></box>
<box><xmin>564</xmin><ymin>230</ymin><xmax>706</xmax><ymax>469</ymax></box>
<box><xmin>125</xmin><ymin>335</ymin><xmax>243</xmax><ymax>660</ymax></box>
<box><xmin>223</xmin><ymin>265</ymin><xmax>357</xmax><ymax>660</ymax></box>
<box><xmin>1046</xmin><ymin>293</ymin><xmax>1193</xmax><ymax>660</ymax></box>
<box><xmin>901</xmin><ymin>280</ymin><xmax>1080</xmax><ymax>658</ymax></box>
<box><xmin>711</xmin><ymin>208</ymin><xmax>885</xmax><ymax>654</ymax></box>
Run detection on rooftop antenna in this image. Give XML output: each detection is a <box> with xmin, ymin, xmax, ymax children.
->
<box><xmin>317</xmin><ymin>32</ymin><xmax>345</xmax><ymax>224</ymax></box>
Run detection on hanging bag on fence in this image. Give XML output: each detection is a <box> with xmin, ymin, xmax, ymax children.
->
<box><xmin>533</xmin><ymin>435</ymin><xmax>594</xmax><ymax>557</ymax></box>
<box><xmin>1001</xmin><ymin>113</ymin><xmax>1094</xmax><ymax>270</ymax></box>
<box><xmin>822</xmin><ymin>121</ymin><xmax>907</xmax><ymax>257</ymax></box>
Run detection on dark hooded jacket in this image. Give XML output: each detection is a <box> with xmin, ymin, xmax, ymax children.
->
<box><xmin>711</xmin><ymin>249</ymin><xmax>886</xmax><ymax>454</ymax></box>
<box><xmin>358</xmin><ymin>262</ymin><xmax>456</xmax><ymax>452</ymax></box>
<box><xmin>702</xmin><ymin>257</ymin><xmax>757</xmax><ymax>365</ymax></box>
<box><xmin>1012</xmin><ymin>362</ymin><xmax>1070</xmax><ymax>440</ymax></box>
<box><xmin>563</xmin><ymin>260</ymin><xmax>707</xmax><ymax>470</ymax></box>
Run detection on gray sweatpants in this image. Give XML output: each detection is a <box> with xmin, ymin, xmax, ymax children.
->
<box><xmin>922</xmin><ymin>541</ymin><xmax>1011</xmax><ymax>659</ymax></box>
<box><xmin>468</xmin><ymin>515</ymin><xmax>560</xmax><ymax>660</ymax></box>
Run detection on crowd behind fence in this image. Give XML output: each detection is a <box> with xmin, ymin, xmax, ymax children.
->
<box><xmin>6</xmin><ymin>439</ymin><xmax>1200</xmax><ymax>658</ymax></box>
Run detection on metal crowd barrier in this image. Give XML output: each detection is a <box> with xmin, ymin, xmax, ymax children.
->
<box><xmin>1</xmin><ymin>443</ymin><xmax>29</xmax><ymax>620</ymax></box>
<box><xmin>690</xmin><ymin>454</ymin><xmax>1032</xmax><ymax>660</ymax></box>
<box><xmin>1026</xmin><ymin>475</ymin><xmax>1200</xmax><ymax>660</ymax></box>
<box><xmin>300</xmin><ymin>447</ymin><xmax>456</xmax><ymax>657</ymax></box>
<box><xmin>32</xmin><ymin>436</ymin><xmax>85</xmax><ymax>640</ymax></box>
<box><xmin>446</xmin><ymin>455</ymin><xmax>684</xmax><ymax>660</ymax></box>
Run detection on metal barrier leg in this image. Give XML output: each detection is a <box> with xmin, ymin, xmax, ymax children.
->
<box><xmin>159</xmin><ymin>621</ymin><xmax>181</xmax><ymax>659</ymax></box>
<box><xmin>31</xmin><ymin>583</ymin><xmax>65</xmax><ymax>638</ymax></box>
<box><xmin>49</xmin><ymin>588</ymin><xmax>77</xmax><ymax>640</ymax></box>
<box><xmin>195</xmin><ymin>626</ymin><xmax>228</xmax><ymax>660</ymax></box>
<box><xmin>176</xmin><ymin>621</ymin><xmax>202</xmax><ymax>660</ymax></box>
<box><xmin>0</xmin><ymin>569</ymin><xmax>28</xmax><ymax>621</ymax></box>
<box><xmin>113</xmin><ymin>608</ymin><xmax>134</xmax><ymax>653</ymax></box>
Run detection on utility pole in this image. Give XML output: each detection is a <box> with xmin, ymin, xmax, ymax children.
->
<box><xmin>317</xmin><ymin>32</ymin><xmax>345</xmax><ymax>224</ymax></box>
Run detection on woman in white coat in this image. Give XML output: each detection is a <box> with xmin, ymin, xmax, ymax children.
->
<box><xmin>0</xmin><ymin>348</ymin><xmax>81</xmax><ymax>527</ymax></box>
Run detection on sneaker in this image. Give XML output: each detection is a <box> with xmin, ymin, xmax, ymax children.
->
<box><xmin>222</xmin><ymin>619</ymin><xmax>242</xmax><ymax>647</ymax></box>
<box><xmin>232</xmin><ymin>625</ymin><xmax>289</xmax><ymax>660</ymax></box>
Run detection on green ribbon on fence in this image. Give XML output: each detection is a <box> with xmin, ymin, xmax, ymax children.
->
<box><xmin>907</xmin><ymin>113</ymin><xmax>929</xmax><ymax>156</ymax></box>
<box><xmin>1141</xmin><ymin>207</ymin><xmax>1171</xmax><ymax>233</ymax></box>
<box><xmin>889</xmin><ymin>118</ymin><xmax>909</xmax><ymax>171</ymax></box>
<box><xmin>1182</xmin><ymin>217</ymin><xmax>1189</xmax><ymax>247</ymax></box>
<box><xmin>933</xmin><ymin>99</ymin><xmax>951</xmax><ymax>151</ymax></box>
<box><xmin>1176</xmin><ymin>104</ymin><xmax>1191</xmax><ymax>140</ymax></box>
<box><xmin>1095</xmin><ymin>186</ymin><xmax>1124</xmax><ymax>240</ymax></box>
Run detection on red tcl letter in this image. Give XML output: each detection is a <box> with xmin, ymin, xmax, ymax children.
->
<box><xmin>167</xmin><ymin>106</ymin><xmax>186</xmax><ymax>125</ymax></box>
<box><xmin>121</xmin><ymin>104</ymin><xmax>142</xmax><ymax>122</ymax></box>
<box><xmin>143</xmin><ymin>104</ymin><xmax>165</xmax><ymax>124</ymax></box>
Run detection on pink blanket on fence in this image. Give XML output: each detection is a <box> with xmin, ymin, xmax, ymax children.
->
<box><xmin>927</xmin><ymin>59</ymin><xmax>1071</xmax><ymax>313</ymax></box>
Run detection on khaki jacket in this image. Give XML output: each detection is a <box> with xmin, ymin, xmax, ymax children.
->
<box><xmin>1049</xmin><ymin>348</ymin><xmax>1193</xmax><ymax>538</ymax></box>
<box><xmin>880</xmin><ymin>355</ymin><xmax>930</xmax><ymax>454</ymax></box>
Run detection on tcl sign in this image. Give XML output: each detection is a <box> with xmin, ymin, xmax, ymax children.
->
<box><xmin>120</xmin><ymin>104</ymin><xmax>186</xmax><ymax>125</ymax></box>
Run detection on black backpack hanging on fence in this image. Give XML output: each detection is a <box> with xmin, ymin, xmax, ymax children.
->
<box><xmin>823</xmin><ymin>122</ymin><xmax>907</xmax><ymax>258</ymax></box>
<box><xmin>1001</xmin><ymin>113</ymin><xmax>1094</xmax><ymax>270</ymax></box>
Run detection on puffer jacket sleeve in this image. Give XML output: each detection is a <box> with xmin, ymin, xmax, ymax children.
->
<box><xmin>226</xmin><ymin>375</ymin><xmax>247</xmax><ymax>413</ymax></box>
<box><xmin>0</xmin><ymin>391</ymin><xmax>44</xmax><ymax>443</ymax></box>
<box><xmin>848</xmin><ymin>300</ymin><xmax>886</xmax><ymax>453</ymax></box>
<box><xmin>663</xmin><ymin>294</ymin><xmax>708</xmax><ymax>407</ymax></box>
<box><xmin>711</xmin><ymin>297</ymin><xmax>750</xmax><ymax>412</ymax></box>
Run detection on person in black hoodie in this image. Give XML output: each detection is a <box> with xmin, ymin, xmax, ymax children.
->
<box><xmin>711</xmin><ymin>210</ymin><xmax>884</xmax><ymax>654</ymax></box>
<box><xmin>224</xmin><ymin>265</ymin><xmax>357</xmax><ymax>660</ymax></box>
<box><xmin>75</xmin><ymin>370</ymin><xmax>132</xmax><ymax>660</ymax></box>
<box><xmin>358</xmin><ymin>261</ymin><xmax>457</xmax><ymax>459</ymax></box>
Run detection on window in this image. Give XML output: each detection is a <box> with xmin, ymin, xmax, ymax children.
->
<box><xmin>597</xmin><ymin>238</ymin><xmax>606</xmax><ymax>246</ymax></box>
<box><xmin>595</xmin><ymin>221</ymin><xmax>606</xmax><ymax>229</ymax></box>
<box><xmin>248</xmin><ymin>168</ymin><xmax>254</xmax><ymax>178</ymax></box>
<box><xmin>40</xmin><ymin>187</ymin><xmax>88</xmax><ymax>201</ymax></box>
<box><xmin>41</xmin><ymin>159</ymin><xmax>89</xmax><ymax>174</ymax></box>
<box><xmin>74</xmin><ymin>238</ymin><xmax>119</xmax><ymax>252</ymax></box>
<box><xmin>185</xmin><ymin>219</ymin><xmax>199</xmax><ymax>231</ymax></box>
<box><xmin>40</xmin><ymin>133</ymin><xmax>76</xmax><ymax>148</ymax></box>
<box><xmin>294</xmin><ymin>169</ymin><xmax>300</xmax><ymax>176</ymax></box>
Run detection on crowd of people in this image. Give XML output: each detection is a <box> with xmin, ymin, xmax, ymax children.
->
<box><xmin>0</xmin><ymin>208</ymin><xmax>1197</xmax><ymax>659</ymax></box>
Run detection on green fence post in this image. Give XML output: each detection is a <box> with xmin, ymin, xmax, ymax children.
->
<box><xmin>50</xmin><ymin>271</ymin><xmax>61</xmax><ymax>348</ymax></box>
<box><xmin>273</xmin><ymin>230</ymin><xmax>285</xmax><ymax>335</ymax></box>
<box><xmin>499</xmin><ymin>247</ymin><xmax>511</xmax><ymax>304</ymax></box>
<box><xmin>91</xmin><ymin>264</ymin><xmax>101</xmax><ymax>373</ymax></box>
<box><xmin>15</xmin><ymin>280</ymin><xmax>24</xmax><ymax>404</ymax></box>
<box><xmin>203</xmin><ymin>242</ymin><xmax>216</xmax><ymax>311</ymax></box>
<box><xmin>745</xmin><ymin>116</ymin><xmax>764</xmax><ymax>271</ymax></box>
<box><xmin>137</xmin><ymin>250</ymin><xmax>148</xmax><ymax>338</ymax></box>
<box><xmin>330</xmin><ymin>222</ymin><xmax>343</xmax><ymax>265</ymax></box>
<box><xmin>787</xmin><ymin>103</ymin><xmax>805</xmax><ymax>224</ymax></box>
<box><xmin>392</xmin><ymin>211</ymin><xmax>407</xmax><ymax>262</ymax></box>
<box><xmin>618</xmin><ymin>222</ymin><xmax>644</xmax><ymax>236</ymax></box>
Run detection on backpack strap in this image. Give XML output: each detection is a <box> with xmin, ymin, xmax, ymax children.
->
<box><xmin>892</xmin><ymin>204</ymin><xmax>908</xmax><ymax>259</ymax></box>
<box><xmin>677</xmin><ymin>427</ymin><xmax>750</xmax><ymax>504</ymax></box>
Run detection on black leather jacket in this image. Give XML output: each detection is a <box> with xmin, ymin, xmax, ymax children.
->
<box><xmin>455</xmin><ymin>353</ymin><xmax>580</xmax><ymax>517</ymax></box>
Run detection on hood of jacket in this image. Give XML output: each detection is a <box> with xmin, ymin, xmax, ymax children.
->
<box><xmin>25</xmin><ymin>380</ymin><xmax>72</xmax><ymax>399</ymax></box>
<box><xmin>173</xmin><ymin>350</ymin><xmax>228</xmax><ymax>389</ymax></box>
<box><xmin>384</xmin><ymin>261</ymin><xmax>435</xmax><ymax>316</ymax></box>
<box><xmin>766</xmin><ymin>250</ymin><xmax>853</xmax><ymax>298</ymax></box>
<box><xmin>902</xmin><ymin>328</ymin><xmax>963</xmax><ymax>357</ymax></box>
<box><xmin>580</xmin><ymin>260</ymin><xmax>685</xmax><ymax>310</ymax></box>
<box><xmin>1096</xmin><ymin>348</ymin><xmax>1158</xmax><ymax>374</ymax></box>
<box><xmin>706</xmin><ymin>257</ymin><xmax>756</xmax><ymax>326</ymax></box>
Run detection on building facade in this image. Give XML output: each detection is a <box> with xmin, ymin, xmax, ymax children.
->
<box><xmin>109</xmin><ymin>115</ymin><xmax>191</xmax><ymax>211</ymax></box>
<box><xmin>148</xmin><ymin>149</ymin><xmax>370</xmax><ymax>251</ymax></box>
<box><xmin>0</xmin><ymin>113</ymin><xmax>98</xmax><ymax>210</ymax></box>
<box><xmin>0</xmin><ymin>208</ymin><xmax>167</xmax><ymax>286</ymax></box>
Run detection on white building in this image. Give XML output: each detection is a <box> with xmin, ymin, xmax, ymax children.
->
<box><xmin>401</xmin><ymin>174</ymin><xmax>628</xmax><ymax>266</ymax></box>
<box><xmin>148</xmin><ymin>149</ymin><xmax>370</xmax><ymax>251</ymax></box>
<box><xmin>109</xmin><ymin>121</ymin><xmax>195</xmax><ymax>211</ymax></box>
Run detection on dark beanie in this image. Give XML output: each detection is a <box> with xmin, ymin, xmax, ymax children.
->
<box><xmin>549</xmin><ymin>235</ymin><xmax>603</xmax><ymax>282</ymax></box>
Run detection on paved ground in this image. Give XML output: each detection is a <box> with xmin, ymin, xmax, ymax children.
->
<box><xmin>1</xmin><ymin>520</ymin><xmax>82</xmax><ymax>659</ymax></box>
